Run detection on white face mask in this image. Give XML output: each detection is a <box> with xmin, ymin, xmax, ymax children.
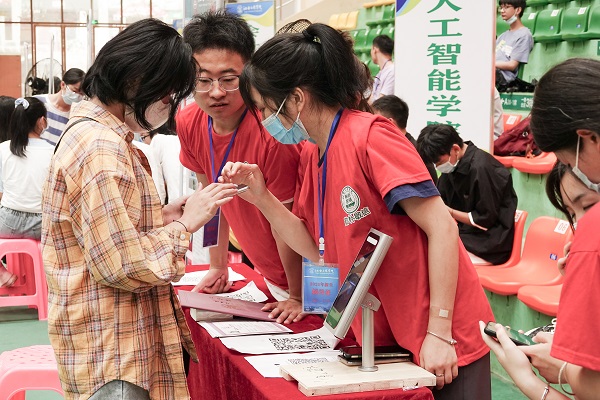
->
<box><xmin>505</xmin><ymin>14</ymin><xmax>518</xmax><ymax>25</ymax></box>
<box><xmin>435</xmin><ymin>152</ymin><xmax>459</xmax><ymax>174</ymax></box>
<box><xmin>124</xmin><ymin>101</ymin><xmax>170</xmax><ymax>134</ymax></box>
<box><xmin>62</xmin><ymin>86</ymin><xmax>83</xmax><ymax>105</ymax></box>
<box><xmin>572</xmin><ymin>135</ymin><xmax>600</xmax><ymax>193</ymax></box>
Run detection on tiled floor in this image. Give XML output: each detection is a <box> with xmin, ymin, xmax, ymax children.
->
<box><xmin>0</xmin><ymin>306</ymin><xmax>528</xmax><ymax>400</ymax></box>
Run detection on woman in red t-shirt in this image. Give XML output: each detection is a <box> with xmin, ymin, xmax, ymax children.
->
<box><xmin>222</xmin><ymin>22</ymin><xmax>494</xmax><ymax>400</ymax></box>
<box><xmin>480</xmin><ymin>58</ymin><xmax>600</xmax><ymax>400</ymax></box>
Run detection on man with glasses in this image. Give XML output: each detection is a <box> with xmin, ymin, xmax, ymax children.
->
<box><xmin>496</xmin><ymin>0</ymin><xmax>533</xmax><ymax>88</ymax></box>
<box><xmin>177</xmin><ymin>10</ymin><xmax>304</xmax><ymax>324</ymax></box>
<box><xmin>35</xmin><ymin>67</ymin><xmax>85</xmax><ymax>145</ymax></box>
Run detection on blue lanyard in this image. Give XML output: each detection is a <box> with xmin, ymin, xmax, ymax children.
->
<box><xmin>317</xmin><ymin>108</ymin><xmax>344</xmax><ymax>259</ymax></box>
<box><xmin>208</xmin><ymin>109</ymin><xmax>248</xmax><ymax>183</ymax></box>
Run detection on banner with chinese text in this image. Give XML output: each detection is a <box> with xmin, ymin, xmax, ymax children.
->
<box><xmin>395</xmin><ymin>0</ymin><xmax>496</xmax><ymax>151</ymax></box>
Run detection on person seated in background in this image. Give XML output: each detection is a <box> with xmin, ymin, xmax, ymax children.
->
<box><xmin>480</xmin><ymin>162</ymin><xmax>600</xmax><ymax>400</ymax></box>
<box><xmin>0</xmin><ymin>97</ymin><xmax>54</xmax><ymax>288</ymax></box>
<box><xmin>372</xmin><ymin>95</ymin><xmax>438</xmax><ymax>184</ymax></box>
<box><xmin>369</xmin><ymin>34</ymin><xmax>394</xmax><ymax>102</ymax></box>
<box><xmin>417</xmin><ymin>124</ymin><xmax>518</xmax><ymax>265</ymax></box>
<box><xmin>495</xmin><ymin>0</ymin><xmax>533</xmax><ymax>88</ymax></box>
<box><xmin>0</xmin><ymin>95</ymin><xmax>16</xmax><ymax>143</ymax></box>
<box><xmin>35</xmin><ymin>67</ymin><xmax>85</xmax><ymax>145</ymax></box>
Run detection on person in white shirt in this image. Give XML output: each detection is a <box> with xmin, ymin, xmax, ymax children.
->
<box><xmin>0</xmin><ymin>97</ymin><xmax>54</xmax><ymax>288</ymax></box>
<box><xmin>369</xmin><ymin>34</ymin><xmax>395</xmax><ymax>103</ymax></box>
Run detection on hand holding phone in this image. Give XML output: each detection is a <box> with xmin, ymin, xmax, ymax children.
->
<box><xmin>484</xmin><ymin>321</ymin><xmax>536</xmax><ymax>346</ymax></box>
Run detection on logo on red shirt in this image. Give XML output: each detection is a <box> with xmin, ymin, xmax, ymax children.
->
<box><xmin>341</xmin><ymin>186</ymin><xmax>371</xmax><ymax>226</ymax></box>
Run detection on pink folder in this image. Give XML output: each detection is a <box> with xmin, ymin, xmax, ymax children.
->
<box><xmin>178</xmin><ymin>290</ymin><xmax>274</xmax><ymax>321</ymax></box>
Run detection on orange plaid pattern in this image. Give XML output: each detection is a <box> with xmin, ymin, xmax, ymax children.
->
<box><xmin>42</xmin><ymin>100</ymin><xmax>196</xmax><ymax>399</ymax></box>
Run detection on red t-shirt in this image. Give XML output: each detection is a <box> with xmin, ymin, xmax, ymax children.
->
<box><xmin>551</xmin><ymin>202</ymin><xmax>600</xmax><ymax>372</ymax></box>
<box><xmin>177</xmin><ymin>103</ymin><xmax>300</xmax><ymax>289</ymax></box>
<box><xmin>294</xmin><ymin>109</ymin><xmax>493</xmax><ymax>367</ymax></box>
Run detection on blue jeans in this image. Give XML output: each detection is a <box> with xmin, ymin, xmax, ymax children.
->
<box><xmin>0</xmin><ymin>206</ymin><xmax>42</xmax><ymax>240</ymax></box>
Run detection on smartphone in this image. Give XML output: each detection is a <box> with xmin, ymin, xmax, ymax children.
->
<box><xmin>484</xmin><ymin>321</ymin><xmax>536</xmax><ymax>346</ymax></box>
<box><xmin>235</xmin><ymin>184</ymin><xmax>249</xmax><ymax>195</ymax></box>
<box><xmin>340</xmin><ymin>345</ymin><xmax>411</xmax><ymax>360</ymax></box>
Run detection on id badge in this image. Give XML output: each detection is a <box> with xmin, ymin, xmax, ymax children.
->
<box><xmin>302</xmin><ymin>260</ymin><xmax>339</xmax><ymax>314</ymax></box>
<box><xmin>202</xmin><ymin>209</ymin><xmax>221</xmax><ymax>248</ymax></box>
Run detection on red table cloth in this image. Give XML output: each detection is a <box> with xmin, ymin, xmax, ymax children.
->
<box><xmin>181</xmin><ymin>263</ymin><xmax>434</xmax><ymax>400</ymax></box>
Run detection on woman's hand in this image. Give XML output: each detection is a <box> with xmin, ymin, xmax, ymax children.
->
<box><xmin>557</xmin><ymin>241</ymin><xmax>571</xmax><ymax>276</ymax></box>
<box><xmin>479</xmin><ymin>322</ymin><xmax>538</xmax><ymax>387</ymax></box>
<box><xmin>178</xmin><ymin>182</ymin><xmax>237</xmax><ymax>232</ymax></box>
<box><xmin>419</xmin><ymin>332</ymin><xmax>458</xmax><ymax>390</ymax></box>
<box><xmin>220</xmin><ymin>161</ymin><xmax>268</xmax><ymax>205</ymax></box>
<box><xmin>162</xmin><ymin>194</ymin><xmax>190</xmax><ymax>226</ymax></box>
<box><xmin>521</xmin><ymin>332</ymin><xmax>563</xmax><ymax>384</ymax></box>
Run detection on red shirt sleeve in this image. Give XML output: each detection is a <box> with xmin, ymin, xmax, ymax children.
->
<box><xmin>176</xmin><ymin>103</ymin><xmax>205</xmax><ymax>174</ymax></box>
<box><xmin>364</xmin><ymin>118</ymin><xmax>433</xmax><ymax>198</ymax></box>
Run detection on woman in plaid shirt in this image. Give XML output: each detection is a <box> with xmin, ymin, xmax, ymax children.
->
<box><xmin>41</xmin><ymin>19</ymin><xmax>237</xmax><ymax>400</ymax></box>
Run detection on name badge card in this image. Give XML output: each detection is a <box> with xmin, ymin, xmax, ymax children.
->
<box><xmin>202</xmin><ymin>209</ymin><xmax>221</xmax><ymax>248</ymax></box>
<box><xmin>302</xmin><ymin>260</ymin><xmax>339</xmax><ymax>314</ymax></box>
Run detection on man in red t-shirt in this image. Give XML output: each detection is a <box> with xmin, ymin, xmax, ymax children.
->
<box><xmin>177</xmin><ymin>11</ymin><xmax>303</xmax><ymax>323</ymax></box>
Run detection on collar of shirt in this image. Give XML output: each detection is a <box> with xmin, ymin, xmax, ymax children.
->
<box><xmin>70</xmin><ymin>100</ymin><xmax>135</xmax><ymax>143</ymax></box>
<box><xmin>454</xmin><ymin>141</ymin><xmax>476</xmax><ymax>174</ymax></box>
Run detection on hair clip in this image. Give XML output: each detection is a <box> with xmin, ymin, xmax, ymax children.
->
<box><xmin>15</xmin><ymin>98</ymin><xmax>29</xmax><ymax>110</ymax></box>
<box><xmin>302</xmin><ymin>30</ymin><xmax>321</xmax><ymax>44</ymax></box>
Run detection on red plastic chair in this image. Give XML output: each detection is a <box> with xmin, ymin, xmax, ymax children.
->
<box><xmin>474</xmin><ymin>210</ymin><xmax>528</xmax><ymax>269</ymax></box>
<box><xmin>478</xmin><ymin>216</ymin><xmax>572</xmax><ymax>296</ymax></box>
<box><xmin>502</xmin><ymin>113</ymin><xmax>523</xmax><ymax>132</ymax></box>
<box><xmin>0</xmin><ymin>345</ymin><xmax>63</xmax><ymax>400</ymax></box>
<box><xmin>0</xmin><ymin>239</ymin><xmax>48</xmax><ymax>320</ymax></box>
<box><xmin>493</xmin><ymin>154</ymin><xmax>518</xmax><ymax>168</ymax></box>
<box><xmin>512</xmin><ymin>152</ymin><xmax>557</xmax><ymax>174</ymax></box>
<box><xmin>517</xmin><ymin>283</ymin><xmax>562</xmax><ymax>316</ymax></box>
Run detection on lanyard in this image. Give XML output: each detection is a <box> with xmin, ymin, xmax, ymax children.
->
<box><xmin>208</xmin><ymin>109</ymin><xmax>248</xmax><ymax>183</ymax></box>
<box><xmin>317</xmin><ymin>108</ymin><xmax>344</xmax><ymax>260</ymax></box>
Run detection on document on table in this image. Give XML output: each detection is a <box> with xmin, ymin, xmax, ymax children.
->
<box><xmin>172</xmin><ymin>267</ymin><xmax>246</xmax><ymax>286</ymax></box>
<box><xmin>188</xmin><ymin>281</ymin><xmax>270</xmax><ymax>322</ymax></box>
<box><xmin>219</xmin><ymin>326</ymin><xmax>340</xmax><ymax>355</ymax></box>
<box><xmin>245</xmin><ymin>351</ymin><xmax>341</xmax><ymax>378</ymax></box>
<box><xmin>200</xmin><ymin>321</ymin><xmax>292</xmax><ymax>338</ymax></box>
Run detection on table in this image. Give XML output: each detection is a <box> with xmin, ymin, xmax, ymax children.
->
<box><xmin>180</xmin><ymin>264</ymin><xmax>434</xmax><ymax>400</ymax></box>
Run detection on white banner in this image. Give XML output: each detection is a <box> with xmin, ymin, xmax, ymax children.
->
<box><xmin>395</xmin><ymin>0</ymin><xmax>496</xmax><ymax>151</ymax></box>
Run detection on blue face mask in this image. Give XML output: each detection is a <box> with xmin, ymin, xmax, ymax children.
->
<box><xmin>261</xmin><ymin>98</ymin><xmax>312</xmax><ymax>145</ymax></box>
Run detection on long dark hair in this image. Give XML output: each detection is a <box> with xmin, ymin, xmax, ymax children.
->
<box><xmin>0</xmin><ymin>96</ymin><xmax>16</xmax><ymax>143</ymax></box>
<box><xmin>10</xmin><ymin>97</ymin><xmax>46</xmax><ymax>157</ymax></box>
<box><xmin>545</xmin><ymin>161</ymin><xmax>575</xmax><ymax>228</ymax></box>
<box><xmin>240</xmin><ymin>23</ymin><xmax>371</xmax><ymax>119</ymax></box>
<box><xmin>531</xmin><ymin>58</ymin><xmax>600</xmax><ymax>153</ymax></box>
<box><xmin>82</xmin><ymin>18</ymin><xmax>196</xmax><ymax>131</ymax></box>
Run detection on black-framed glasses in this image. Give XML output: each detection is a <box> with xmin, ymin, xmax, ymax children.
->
<box><xmin>498</xmin><ymin>5</ymin><xmax>514</xmax><ymax>11</ymax></box>
<box><xmin>195</xmin><ymin>75</ymin><xmax>240</xmax><ymax>93</ymax></box>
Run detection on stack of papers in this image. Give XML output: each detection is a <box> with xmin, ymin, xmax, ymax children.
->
<box><xmin>200</xmin><ymin>321</ymin><xmax>292</xmax><ymax>338</ymax></box>
<box><xmin>172</xmin><ymin>267</ymin><xmax>246</xmax><ymax>286</ymax></box>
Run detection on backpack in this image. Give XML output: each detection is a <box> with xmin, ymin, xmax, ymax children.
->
<box><xmin>493</xmin><ymin>116</ymin><xmax>541</xmax><ymax>157</ymax></box>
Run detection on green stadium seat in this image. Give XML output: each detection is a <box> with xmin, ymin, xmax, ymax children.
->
<box><xmin>578</xmin><ymin>5</ymin><xmax>600</xmax><ymax>39</ymax></box>
<box><xmin>360</xmin><ymin>27</ymin><xmax>383</xmax><ymax>53</ymax></box>
<box><xmin>368</xmin><ymin>60</ymin><xmax>379</xmax><ymax>76</ymax></box>
<box><xmin>365</xmin><ymin>5</ymin><xmax>385</xmax><ymax>28</ymax></box>
<box><xmin>497</xmin><ymin>14</ymin><xmax>509</xmax><ymax>36</ymax></box>
<box><xmin>380</xmin><ymin>25</ymin><xmax>395</xmax><ymax>40</ymax></box>
<box><xmin>534</xmin><ymin>9</ymin><xmax>563</xmax><ymax>43</ymax></box>
<box><xmin>522</xmin><ymin>11</ymin><xmax>538</xmax><ymax>34</ymax></box>
<box><xmin>353</xmin><ymin>29</ymin><xmax>369</xmax><ymax>54</ymax></box>
<box><xmin>560</xmin><ymin>4</ymin><xmax>590</xmax><ymax>41</ymax></box>
<box><xmin>367</xmin><ymin>4</ymin><xmax>395</xmax><ymax>28</ymax></box>
<box><xmin>547</xmin><ymin>0</ymin><xmax>569</xmax><ymax>3</ymax></box>
<box><xmin>526</xmin><ymin>0</ymin><xmax>549</xmax><ymax>6</ymax></box>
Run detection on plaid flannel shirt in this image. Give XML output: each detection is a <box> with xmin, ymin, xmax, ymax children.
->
<box><xmin>41</xmin><ymin>100</ymin><xmax>197</xmax><ymax>399</ymax></box>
